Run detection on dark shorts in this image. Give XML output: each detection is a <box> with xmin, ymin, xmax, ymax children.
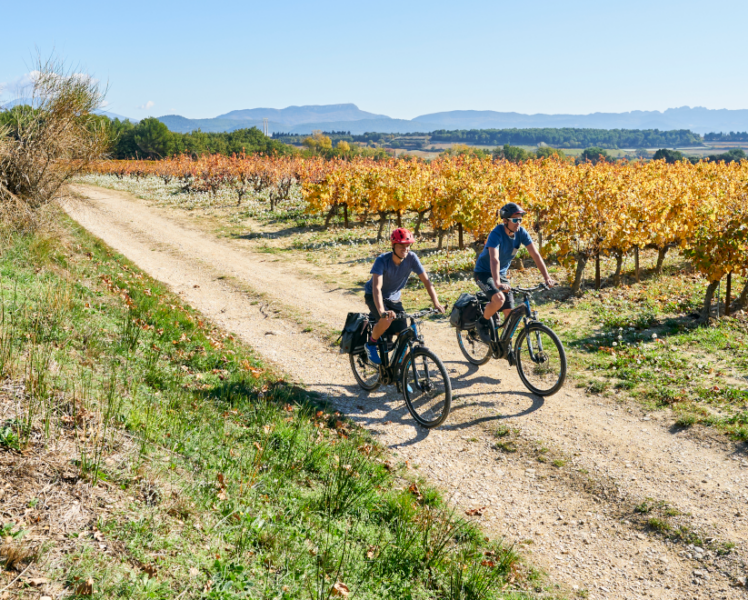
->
<box><xmin>474</xmin><ymin>272</ymin><xmax>514</xmax><ymax>311</ymax></box>
<box><xmin>364</xmin><ymin>294</ymin><xmax>407</xmax><ymax>336</ymax></box>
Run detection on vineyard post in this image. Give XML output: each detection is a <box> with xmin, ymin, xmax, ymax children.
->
<box><xmin>595</xmin><ymin>252</ymin><xmax>601</xmax><ymax>289</ymax></box>
<box><xmin>458</xmin><ymin>223</ymin><xmax>464</xmax><ymax>250</ymax></box>
<box><xmin>343</xmin><ymin>204</ymin><xmax>349</xmax><ymax>229</ymax></box>
<box><xmin>635</xmin><ymin>247</ymin><xmax>640</xmax><ymax>282</ymax></box>
<box><xmin>725</xmin><ymin>272</ymin><xmax>732</xmax><ymax>316</ymax></box>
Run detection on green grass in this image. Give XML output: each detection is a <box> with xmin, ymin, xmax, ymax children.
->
<box><xmin>0</xmin><ymin>215</ymin><xmax>539</xmax><ymax>599</ymax></box>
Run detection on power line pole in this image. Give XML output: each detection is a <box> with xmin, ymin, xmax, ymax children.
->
<box><xmin>262</xmin><ymin>118</ymin><xmax>269</xmax><ymax>136</ymax></box>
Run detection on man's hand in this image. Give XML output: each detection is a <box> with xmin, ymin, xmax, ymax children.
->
<box><xmin>544</xmin><ymin>277</ymin><xmax>557</xmax><ymax>288</ymax></box>
<box><xmin>380</xmin><ymin>310</ymin><xmax>396</xmax><ymax>321</ymax></box>
<box><xmin>498</xmin><ymin>282</ymin><xmax>511</xmax><ymax>292</ymax></box>
<box><xmin>433</xmin><ymin>301</ymin><xmax>445</xmax><ymax>314</ymax></box>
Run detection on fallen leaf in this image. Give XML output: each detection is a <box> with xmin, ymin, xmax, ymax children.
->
<box><xmin>26</xmin><ymin>577</ymin><xmax>49</xmax><ymax>586</ymax></box>
<box><xmin>465</xmin><ymin>506</ymin><xmax>488</xmax><ymax>517</ymax></box>
<box><xmin>142</xmin><ymin>564</ymin><xmax>158</xmax><ymax>578</ymax></box>
<box><xmin>331</xmin><ymin>581</ymin><xmax>350</xmax><ymax>597</ymax></box>
<box><xmin>75</xmin><ymin>578</ymin><xmax>94</xmax><ymax>596</ymax></box>
<box><xmin>189</xmin><ymin>567</ymin><xmax>200</xmax><ymax>577</ymax></box>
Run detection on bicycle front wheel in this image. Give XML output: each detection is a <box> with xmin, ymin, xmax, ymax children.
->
<box><xmin>515</xmin><ymin>323</ymin><xmax>566</xmax><ymax>396</ymax></box>
<box><xmin>349</xmin><ymin>352</ymin><xmax>381</xmax><ymax>391</ymax></box>
<box><xmin>402</xmin><ymin>348</ymin><xmax>452</xmax><ymax>428</ymax></box>
<box><xmin>456</xmin><ymin>328</ymin><xmax>491</xmax><ymax>366</ymax></box>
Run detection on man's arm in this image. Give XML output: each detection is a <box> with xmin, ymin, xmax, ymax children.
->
<box><xmin>526</xmin><ymin>243</ymin><xmax>556</xmax><ymax>286</ymax></box>
<box><xmin>371</xmin><ymin>274</ymin><xmax>395</xmax><ymax>320</ymax></box>
<box><xmin>417</xmin><ymin>273</ymin><xmax>445</xmax><ymax>313</ymax></box>
<box><xmin>489</xmin><ymin>247</ymin><xmax>510</xmax><ymax>291</ymax></box>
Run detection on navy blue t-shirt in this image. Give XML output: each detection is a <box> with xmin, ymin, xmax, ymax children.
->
<box><xmin>364</xmin><ymin>251</ymin><xmax>425</xmax><ymax>302</ymax></box>
<box><xmin>474</xmin><ymin>224</ymin><xmax>533</xmax><ymax>276</ymax></box>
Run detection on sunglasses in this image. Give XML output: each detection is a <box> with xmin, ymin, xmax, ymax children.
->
<box><xmin>508</xmin><ymin>217</ymin><xmax>523</xmax><ymax>223</ymax></box>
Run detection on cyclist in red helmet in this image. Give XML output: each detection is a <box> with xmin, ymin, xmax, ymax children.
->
<box><xmin>363</xmin><ymin>228</ymin><xmax>444</xmax><ymax>364</ymax></box>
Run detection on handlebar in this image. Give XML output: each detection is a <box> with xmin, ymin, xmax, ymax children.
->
<box><xmin>391</xmin><ymin>307</ymin><xmax>445</xmax><ymax>320</ymax></box>
<box><xmin>511</xmin><ymin>283</ymin><xmax>549</xmax><ymax>294</ymax></box>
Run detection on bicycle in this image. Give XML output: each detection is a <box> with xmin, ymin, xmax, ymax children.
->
<box><xmin>455</xmin><ymin>284</ymin><xmax>566</xmax><ymax>396</ymax></box>
<box><xmin>349</xmin><ymin>308</ymin><xmax>452</xmax><ymax>428</ymax></box>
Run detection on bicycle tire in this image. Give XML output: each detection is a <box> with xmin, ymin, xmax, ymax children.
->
<box><xmin>401</xmin><ymin>348</ymin><xmax>452</xmax><ymax>428</ymax></box>
<box><xmin>349</xmin><ymin>352</ymin><xmax>381</xmax><ymax>391</ymax></box>
<box><xmin>515</xmin><ymin>323</ymin><xmax>566</xmax><ymax>396</ymax></box>
<box><xmin>456</xmin><ymin>327</ymin><xmax>492</xmax><ymax>366</ymax></box>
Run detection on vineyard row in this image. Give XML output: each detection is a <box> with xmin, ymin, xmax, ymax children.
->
<box><xmin>88</xmin><ymin>155</ymin><xmax>748</xmax><ymax>317</ymax></box>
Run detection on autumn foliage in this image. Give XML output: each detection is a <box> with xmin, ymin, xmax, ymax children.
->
<box><xmin>89</xmin><ymin>154</ymin><xmax>748</xmax><ymax>315</ymax></box>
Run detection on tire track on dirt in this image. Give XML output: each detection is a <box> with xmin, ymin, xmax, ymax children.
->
<box><xmin>65</xmin><ymin>185</ymin><xmax>748</xmax><ymax>599</ymax></box>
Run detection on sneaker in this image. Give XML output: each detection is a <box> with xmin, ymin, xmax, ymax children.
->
<box><xmin>477</xmin><ymin>319</ymin><xmax>492</xmax><ymax>344</ymax></box>
<box><xmin>365</xmin><ymin>342</ymin><xmax>381</xmax><ymax>365</ymax></box>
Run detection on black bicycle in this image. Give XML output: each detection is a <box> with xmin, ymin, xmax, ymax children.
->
<box><xmin>455</xmin><ymin>284</ymin><xmax>566</xmax><ymax>396</ymax></box>
<box><xmin>349</xmin><ymin>308</ymin><xmax>452</xmax><ymax>428</ymax></box>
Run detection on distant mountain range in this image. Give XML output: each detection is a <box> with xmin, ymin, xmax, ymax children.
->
<box><xmin>155</xmin><ymin>104</ymin><xmax>748</xmax><ymax>136</ymax></box>
<box><xmin>5</xmin><ymin>99</ymin><xmax>748</xmax><ymax>135</ymax></box>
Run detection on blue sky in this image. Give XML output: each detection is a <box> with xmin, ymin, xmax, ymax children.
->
<box><xmin>1</xmin><ymin>0</ymin><xmax>746</xmax><ymax>121</ymax></box>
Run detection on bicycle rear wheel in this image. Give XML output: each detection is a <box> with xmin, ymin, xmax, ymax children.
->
<box><xmin>402</xmin><ymin>348</ymin><xmax>451</xmax><ymax>428</ymax></box>
<box><xmin>515</xmin><ymin>323</ymin><xmax>566</xmax><ymax>396</ymax></box>
<box><xmin>456</xmin><ymin>328</ymin><xmax>491</xmax><ymax>366</ymax></box>
<box><xmin>349</xmin><ymin>352</ymin><xmax>381</xmax><ymax>391</ymax></box>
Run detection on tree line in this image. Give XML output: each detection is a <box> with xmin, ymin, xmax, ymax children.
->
<box><xmin>704</xmin><ymin>132</ymin><xmax>748</xmax><ymax>142</ymax></box>
<box><xmin>428</xmin><ymin>128</ymin><xmax>702</xmax><ymax>149</ymax></box>
<box><xmin>105</xmin><ymin>117</ymin><xmax>293</xmax><ymax>159</ymax></box>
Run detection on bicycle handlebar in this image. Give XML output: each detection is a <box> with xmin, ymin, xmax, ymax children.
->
<box><xmin>392</xmin><ymin>307</ymin><xmax>444</xmax><ymax>320</ymax></box>
<box><xmin>511</xmin><ymin>283</ymin><xmax>549</xmax><ymax>294</ymax></box>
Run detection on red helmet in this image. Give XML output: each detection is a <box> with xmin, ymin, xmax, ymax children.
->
<box><xmin>390</xmin><ymin>228</ymin><xmax>415</xmax><ymax>245</ymax></box>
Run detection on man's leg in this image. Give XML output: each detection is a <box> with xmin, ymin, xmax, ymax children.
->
<box><xmin>476</xmin><ymin>275</ymin><xmax>503</xmax><ymax>343</ymax></box>
<box><xmin>371</xmin><ymin>318</ymin><xmax>391</xmax><ymax>341</ymax></box>
<box><xmin>482</xmin><ymin>292</ymin><xmax>505</xmax><ymax>320</ymax></box>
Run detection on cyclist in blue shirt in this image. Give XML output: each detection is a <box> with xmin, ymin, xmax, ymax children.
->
<box><xmin>364</xmin><ymin>228</ymin><xmax>445</xmax><ymax>364</ymax></box>
<box><xmin>474</xmin><ymin>202</ymin><xmax>555</xmax><ymax>343</ymax></box>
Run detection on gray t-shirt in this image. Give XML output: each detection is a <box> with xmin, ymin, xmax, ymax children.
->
<box><xmin>364</xmin><ymin>251</ymin><xmax>425</xmax><ymax>302</ymax></box>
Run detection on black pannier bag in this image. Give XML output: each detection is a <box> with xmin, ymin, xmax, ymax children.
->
<box><xmin>339</xmin><ymin>312</ymin><xmax>369</xmax><ymax>354</ymax></box>
<box><xmin>449</xmin><ymin>293</ymin><xmax>479</xmax><ymax>330</ymax></box>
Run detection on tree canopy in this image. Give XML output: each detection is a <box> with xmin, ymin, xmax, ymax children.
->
<box><xmin>104</xmin><ymin>119</ymin><xmax>294</xmax><ymax>159</ymax></box>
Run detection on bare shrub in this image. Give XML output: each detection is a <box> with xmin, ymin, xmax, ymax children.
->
<box><xmin>0</xmin><ymin>57</ymin><xmax>109</xmax><ymax>230</ymax></box>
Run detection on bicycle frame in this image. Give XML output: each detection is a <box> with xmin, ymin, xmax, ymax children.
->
<box><xmin>376</xmin><ymin>318</ymin><xmax>422</xmax><ymax>385</ymax></box>
<box><xmin>486</xmin><ymin>291</ymin><xmax>540</xmax><ymax>360</ymax></box>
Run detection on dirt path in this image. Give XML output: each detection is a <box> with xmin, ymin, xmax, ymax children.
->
<box><xmin>65</xmin><ymin>185</ymin><xmax>748</xmax><ymax>599</ymax></box>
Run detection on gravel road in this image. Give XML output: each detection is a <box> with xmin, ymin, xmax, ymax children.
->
<box><xmin>65</xmin><ymin>185</ymin><xmax>748</xmax><ymax>599</ymax></box>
